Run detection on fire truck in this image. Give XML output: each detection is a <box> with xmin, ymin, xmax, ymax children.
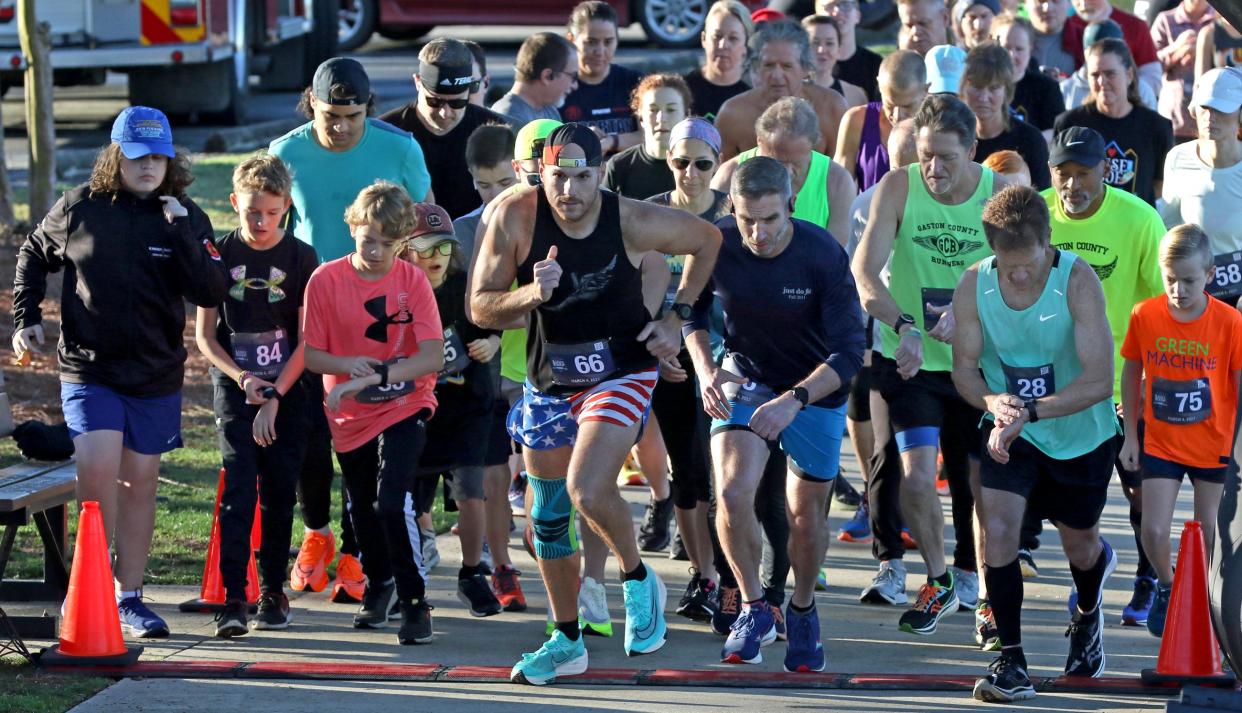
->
<box><xmin>0</xmin><ymin>0</ymin><xmax>339</xmax><ymax>123</ymax></box>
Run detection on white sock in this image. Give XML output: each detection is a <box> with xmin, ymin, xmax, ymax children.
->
<box><xmin>117</xmin><ymin>589</ymin><xmax>140</xmax><ymax>603</ymax></box>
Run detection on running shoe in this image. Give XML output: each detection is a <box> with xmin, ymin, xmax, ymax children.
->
<box><xmin>783</xmin><ymin>605</ymin><xmax>825</xmax><ymax>672</ymax></box>
<box><xmin>721</xmin><ymin>602</ymin><xmax>776</xmax><ymax>664</ymax></box>
<box><xmin>637</xmin><ymin>495</ymin><xmax>674</xmax><ymax>552</ymax></box>
<box><xmin>214</xmin><ymin>598</ymin><xmax>249</xmax><ymax>638</ymax></box>
<box><xmin>711</xmin><ymin>584</ymin><xmax>741</xmax><ymax>636</ymax></box>
<box><xmin>765</xmin><ymin>588</ymin><xmax>787</xmax><ymax>641</ymax></box>
<box><xmin>953</xmin><ymin>567</ymin><xmax>979</xmax><ymax>610</ymax></box>
<box><xmin>509</xmin><ymin>474</ymin><xmax>527</xmax><ymax>516</ymax></box>
<box><xmin>935</xmin><ymin>473</ymin><xmax>950</xmax><ymax>496</ymax></box>
<box><xmin>816</xmin><ymin>568</ymin><xmax>829</xmax><ymax>591</ymax></box>
<box><xmin>1122</xmin><ymin>576</ymin><xmax>1157</xmax><ymax>627</ymax></box>
<box><xmin>833</xmin><ymin>474</ymin><xmax>862</xmax><ymax>509</ymax></box>
<box><xmin>510</xmin><ymin>630</ymin><xmax>589</xmax><ymax>686</ymax></box>
<box><xmin>492</xmin><ymin>564</ymin><xmax>528</xmax><ymax>612</ymax></box>
<box><xmin>290</xmin><ymin>529</ymin><xmax>335</xmax><ymax>593</ymax></box>
<box><xmin>458</xmin><ymin>572</ymin><xmax>503</xmax><ymax>617</ymax></box>
<box><xmin>860</xmin><ymin>559</ymin><xmax>909</xmax><ymax>606</ymax></box>
<box><xmin>837</xmin><ymin>502</ymin><xmax>872</xmax><ymax>543</ymax></box>
<box><xmin>974</xmin><ymin>599</ymin><xmax>1000</xmax><ymax>651</ymax></box>
<box><xmin>579</xmin><ymin>576</ymin><xmax>614</xmax><ymax>637</ymax></box>
<box><xmin>480</xmin><ymin>542</ymin><xmax>494</xmax><ymax>576</ymax></box>
<box><xmin>675</xmin><ymin>569</ymin><xmax>717</xmax><ymax>622</ymax></box>
<box><xmin>1017</xmin><ymin>548</ymin><xmax>1039</xmax><ymax>578</ymax></box>
<box><xmin>398</xmin><ymin>599</ymin><xmax>434</xmax><ymax>645</ymax></box>
<box><xmin>901</xmin><ymin>528</ymin><xmax>919</xmax><ymax>550</ymax></box>
<box><xmin>622</xmin><ymin>564</ymin><xmax>668</xmax><ymax>656</ymax></box>
<box><xmin>117</xmin><ymin>595</ymin><xmax>169</xmax><ymax>638</ymax></box>
<box><xmin>670</xmin><ymin>533</ymin><xmax>689</xmax><ymax>561</ymax></box>
<box><xmin>973</xmin><ymin>652</ymin><xmax>1036</xmax><ymax>703</ymax></box>
<box><xmin>330</xmin><ymin>553</ymin><xmax>366</xmax><ymax>604</ymax></box>
<box><xmin>1064</xmin><ymin>606</ymin><xmax>1106</xmax><ymax>677</ymax></box>
<box><xmin>252</xmin><ymin>590</ymin><xmax>292</xmax><ymax>630</ymax></box>
<box><xmin>898</xmin><ymin>575</ymin><xmax>959</xmax><ymax>635</ymax></box>
<box><xmin>1146</xmin><ymin>582</ymin><xmax>1172</xmax><ymax>638</ymax></box>
<box><xmin>420</xmin><ymin>527</ymin><xmax>440</xmax><ymax>571</ymax></box>
<box><xmin>353</xmin><ymin>579</ymin><xmax>397</xmax><ymax>629</ymax></box>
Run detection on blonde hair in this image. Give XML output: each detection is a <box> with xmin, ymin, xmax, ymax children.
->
<box><xmin>707</xmin><ymin>0</ymin><xmax>754</xmax><ymax>38</ymax></box>
<box><xmin>344</xmin><ymin>181</ymin><xmax>417</xmax><ymax>239</ymax></box>
<box><xmin>1160</xmin><ymin>223</ymin><xmax>1213</xmax><ymax>271</ymax></box>
<box><xmin>232</xmin><ymin>152</ymin><xmax>292</xmax><ymax>196</ymax></box>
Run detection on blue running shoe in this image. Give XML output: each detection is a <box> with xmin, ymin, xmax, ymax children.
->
<box><xmin>783</xmin><ymin>605</ymin><xmax>825</xmax><ymax>672</ymax></box>
<box><xmin>765</xmin><ymin>588</ymin><xmax>787</xmax><ymax>641</ymax></box>
<box><xmin>816</xmin><ymin>568</ymin><xmax>829</xmax><ymax>592</ymax></box>
<box><xmin>1122</xmin><ymin>576</ymin><xmax>1157</xmax><ymax>626</ymax></box>
<box><xmin>510</xmin><ymin>630</ymin><xmax>589</xmax><ymax>686</ymax></box>
<box><xmin>1146</xmin><ymin>582</ymin><xmax>1172</xmax><ymax>637</ymax></box>
<box><xmin>622</xmin><ymin>564</ymin><xmax>667</xmax><ymax>656</ymax></box>
<box><xmin>722</xmin><ymin>603</ymin><xmax>776</xmax><ymax>664</ymax></box>
<box><xmin>838</xmin><ymin>503</ymin><xmax>872</xmax><ymax>544</ymax></box>
<box><xmin>117</xmin><ymin>595</ymin><xmax>169</xmax><ymax>638</ymax></box>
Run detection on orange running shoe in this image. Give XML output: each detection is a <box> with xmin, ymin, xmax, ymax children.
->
<box><xmin>492</xmin><ymin>564</ymin><xmax>528</xmax><ymax>612</ymax></box>
<box><xmin>330</xmin><ymin>553</ymin><xmax>366</xmax><ymax>603</ymax></box>
<box><xmin>290</xmin><ymin>529</ymin><xmax>335</xmax><ymax>592</ymax></box>
<box><xmin>901</xmin><ymin>528</ymin><xmax>919</xmax><ymax>550</ymax></box>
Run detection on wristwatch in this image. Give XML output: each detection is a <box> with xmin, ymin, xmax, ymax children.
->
<box><xmin>375</xmin><ymin>363</ymin><xmax>389</xmax><ymax>387</ymax></box>
<box><xmin>790</xmin><ymin>386</ymin><xmax>810</xmax><ymax>410</ymax></box>
<box><xmin>1024</xmin><ymin>398</ymin><xmax>1040</xmax><ymax>423</ymax></box>
<box><xmin>669</xmin><ymin>302</ymin><xmax>694</xmax><ymax>320</ymax></box>
<box><xmin>893</xmin><ymin>313</ymin><xmax>917</xmax><ymax>335</ymax></box>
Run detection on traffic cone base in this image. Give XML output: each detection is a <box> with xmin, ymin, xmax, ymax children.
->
<box><xmin>179</xmin><ymin>468</ymin><xmax>260</xmax><ymax>613</ymax></box>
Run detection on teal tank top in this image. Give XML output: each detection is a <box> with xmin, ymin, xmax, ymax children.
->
<box><xmin>736</xmin><ymin>148</ymin><xmax>830</xmax><ymax>229</ymax></box>
<box><xmin>977</xmin><ymin>250</ymin><xmax>1119</xmax><ymax>458</ymax></box>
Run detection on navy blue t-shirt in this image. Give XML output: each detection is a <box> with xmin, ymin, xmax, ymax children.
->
<box><xmin>560</xmin><ymin>64</ymin><xmax>643</xmax><ymax>135</ymax></box>
<box><xmin>686</xmin><ymin>217</ymin><xmax>865</xmax><ymax>408</ymax></box>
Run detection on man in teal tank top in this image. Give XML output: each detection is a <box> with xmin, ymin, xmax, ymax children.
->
<box><xmin>712</xmin><ymin>97</ymin><xmax>857</xmax><ymax>242</ymax></box>
<box><xmin>953</xmin><ymin>185</ymin><xmax>1119</xmax><ymax>703</ymax></box>
<box><xmin>853</xmin><ymin>94</ymin><xmax>1008</xmax><ymax>639</ymax></box>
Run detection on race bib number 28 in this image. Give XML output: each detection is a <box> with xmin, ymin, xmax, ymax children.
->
<box><xmin>1002</xmin><ymin>362</ymin><xmax>1056</xmax><ymax>400</ymax></box>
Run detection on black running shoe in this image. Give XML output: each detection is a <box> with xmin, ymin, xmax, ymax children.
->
<box><xmin>398</xmin><ymin>599</ymin><xmax>434</xmax><ymax>645</ymax></box>
<box><xmin>252</xmin><ymin>590</ymin><xmax>291</xmax><ymax>630</ymax></box>
<box><xmin>354</xmin><ymin>579</ymin><xmax>397</xmax><ymax>629</ymax></box>
<box><xmin>669</xmin><ymin>533</ymin><xmax>689</xmax><ymax>561</ymax></box>
<box><xmin>898</xmin><ymin>577</ymin><xmax>960</xmax><ymax>635</ymax></box>
<box><xmin>637</xmin><ymin>495</ymin><xmax>674</xmax><ymax>552</ymax></box>
<box><xmin>1064</xmin><ymin>607</ymin><xmax>1106</xmax><ymax>677</ymax></box>
<box><xmin>973</xmin><ymin>652</ymin><xmax>1036</xmax><ymax>703</ymax></box>
<box><xmin>214</xmin><ymin>598</ymin><xmax>249</xmax><ymax>638</ymax></box>
<box><xmin>833</xmin><ymin>473</ymin><xmax>862</xmax><ymax>509</ymax></box>
<box><xmin>458</xmin><ymin>572</ymin><xmax>503</xmax><ymax>617</ymax></box>
<box><xmin>675</xmin><ymin>569</ymin><xmax>717</xmax><ymax>622</ymax></box>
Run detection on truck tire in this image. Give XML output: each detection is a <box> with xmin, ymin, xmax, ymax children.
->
<box><xmin>377</xmin><ymin>24</ymin><xmax>434</xmax><ymax>42</ymax></box>
<box><xmin>128</xmin><ymin>59</ymin><xmax>246</xmax><ymax>126</ymax></box>
<box><xmin>338</xmin><ymin>0</ymin><xmax>376</xmax><ymax>52</ymax></box>
<box><xmin>633</xmin><ymin>0</ymin><xmax>709</xmax><ymax>48</ymax></box>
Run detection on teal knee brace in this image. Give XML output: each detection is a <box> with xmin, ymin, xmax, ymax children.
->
<box><xmin>528</xmin><ymin>473</ymin><xmax>578</xmax><ymax>560</ymax></box>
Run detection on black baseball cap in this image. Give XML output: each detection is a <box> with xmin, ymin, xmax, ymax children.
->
<box><xmin>1049</xmin><ymin>126</ymin><xmax>1106</xmax><ymax>167</ymax></box>
<box><xmin>312</xmin><ymin>57</ymin><xmax>371</xmax><ymax>105</ymax></box>
<box><xmin>541</xmin><ymin>123</ymin><xmax>603</xmax><ymax>167</ymax></box>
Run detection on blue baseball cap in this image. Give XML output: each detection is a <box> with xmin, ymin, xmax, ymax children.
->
<box><xmin>926</xmin><ymin>45</ymin><xmax>967</xmax><ymax>95</ymax></box>
<box><xmin>111</xmin><ymin>106</ymin><xmax>175</xmax><ymax>159</ymax></box>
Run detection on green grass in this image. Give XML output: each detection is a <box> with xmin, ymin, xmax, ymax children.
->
<box><xmin>0</xmin><ymin>658</ymin><xmax>108</xmax><ymax>713</ymax></box>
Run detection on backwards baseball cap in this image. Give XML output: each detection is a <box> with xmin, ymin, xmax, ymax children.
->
<box><xmin>313</xmin><ymin>57</ymin><xmax>371</xmax><ymax>105</ymax></box>
<box><xmin>408</xmin><ymin>203</ymin><xmax>457</xmax><ymax>252</ymax></box>
<box><xmin>111</xmin><ymin>106</ymin><xmax>175</xmax><ymax>160</ymax></box>
<box><xmin>1050</xmin><ymin>126</ymin><xmax>1107</xmax><ymax>167</ymax></box>
<box><xmin>668</xmin><ymin>117</ymin><xmax>722</xmax><ymax>155</ymax></box>
<box><xmin>926</xmin><ymin>45</ymin><xmax>966</xmax><ymax>95</ymax></box>
<box><xmin>541</xmin><ymin>123</ymin><xmax>604</xmax><ymax>168</ymax></box>
<box><xmin>515</xmin><ymin>119</ymin><xmax>564</xmax><ymax>161</ymax></box>
<box><xmin>1191</xmin><ymin>67</ymin><xmax>1242</xmax><ymax>114</ymax></box>
<box><xmin>1082</xmin><ymin>19</ymin><xmax>1124</xmax><ymax>49</ymax></box>
<box><xmin>418</xmin><ymin>58</ymin><xmax>476</xmax><ymax>96</ymax></box>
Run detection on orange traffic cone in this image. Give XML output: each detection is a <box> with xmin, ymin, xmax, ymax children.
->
<box><xmin>1141</xmin><ymin>521</ymin><xmax>1237</xmax><ymax>686</ymax></box>
<box><xmin>250</xmin><ymin>496</ymin><xmax>262</xmax><ymax>553</ymax></box>
<box><xmin>39</xmin><ymin>502</ymin><xmax>141</xmax><ymax>665</ymax></box>
<box><xmin>178</xmin><ymin>469</ymin><xmax>260</xmax><ymax>613</ymax></box>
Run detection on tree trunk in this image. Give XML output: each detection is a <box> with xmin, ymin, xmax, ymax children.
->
<box><xmin>0</xmin><ymin>96</ymin><xmax>16</xmax><ymax>237</ymax></box>
<box><xmin>17</xmin><ymin>0</ymin><xmax>54</xmax><ymax>225</ymax></box>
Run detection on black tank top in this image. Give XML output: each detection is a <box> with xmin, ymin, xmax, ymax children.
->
<box><xmin>518</xmin><ymin>189</ymin><xmax>655</xmax><ymax>394</ymax></box>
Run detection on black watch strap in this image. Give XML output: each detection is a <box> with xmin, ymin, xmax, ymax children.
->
<box><xmin>670</xmin><ymin>302</ymin><xmax>694</xmax><ymax>320</ymax></box>
<box><xmin>791</xmin><ymin>386</ymin><xmax>810</xmax><ymax>409</ymax></box>
<box><xmin>893</xmin><ymin>313</ymin><xmax>916</xmax><ymax>334</ymax></box>
<box><xmin>375</xmin><ymin>363</ymin><xmax>389</xmax><ymax>387</ymax></box>
<box><xmin>1024</xmin><ymin>398</ymin><xmax>1040</xmax><ymax>423</ymax></box>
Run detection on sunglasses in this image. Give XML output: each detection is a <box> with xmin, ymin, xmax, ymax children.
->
<box><xmin>424</xmin><ymin>94</ymin><xmax>470</xmax><ymax>110</ymax></box>
<box><xmin>670</xmin><ymin>157</ymin><xmax>716</xmax><ymax>171</ymax></box>
<box><xmin>413</xmin><ymin>242</ymin><xmax>454</xmax><ymax>258</ymax></box>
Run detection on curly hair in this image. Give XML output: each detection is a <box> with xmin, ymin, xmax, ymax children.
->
<box><xmin>344</xmin><ymin>181</ymin><xmax>417</xmax><ymax>239</ymax></box>
<box><xmin>629</xmin><ymin>73</ymin><xmax>693</xmax><ymax>118</ymax></box>
<box><xmin>88</xmin><ymin>143</ymin><xmax>195</xmax><ymax>198</ymax></box>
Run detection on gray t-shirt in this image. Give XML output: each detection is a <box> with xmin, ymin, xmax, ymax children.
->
<box><xmin>452</xmin><ymin>204</ymin><xmax>484</xmax><ymax>264</ymax></box>
<box><xmin>490</xmin><ymin>92</ymin><xmax>561</xmax><ymax>130</ymax></box>
<box><xmin>1031</xmin><ymin>30</ymin><xmax>1076</xmax><ymax>77</ymax></box>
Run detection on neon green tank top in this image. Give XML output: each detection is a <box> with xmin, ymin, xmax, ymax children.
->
<box><xmin>499</xmin><ymin>279</ymin><xmax>527</xmax><ymax>383</ymax></box>
<box><xmin>736</xmin><ymin>148</ymin><xmax>831</xmax><ymax>229</ymax></box>
<box><xmin>977</xmin><ymin>251</ymin><xmax>1119</xmax><ymax>458</ymax></box>
<box><xmin>879</xmin><ymin>163</ymin><xmax>994</xmax><ymax>372</ymax></box>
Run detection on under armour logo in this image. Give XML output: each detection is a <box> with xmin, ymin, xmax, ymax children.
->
<box><xmin>363</xmin><ymin>295</ymin><xmax>412</xmax><ymax>342</ymax></box>
<box><xmin>229</xmin><ymin>265</ymin><xmax>287</xmax><ymax>303</ymax></box>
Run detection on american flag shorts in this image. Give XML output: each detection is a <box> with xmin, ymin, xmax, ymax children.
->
<box><xmin>506</xmin><ymin>368</ymin><xmax>658</xmax><ymax>450</ymax></box>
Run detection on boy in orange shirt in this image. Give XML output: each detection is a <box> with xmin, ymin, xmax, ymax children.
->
<box><xmin>1119</xmin><ymin>224</ymin><xmax>1242</xmax><ymax>638</ymax></box>
<box><xmin>302</xmin><ymin>181</ymin><xmax>445</xmax><ymax>644</ymax></box>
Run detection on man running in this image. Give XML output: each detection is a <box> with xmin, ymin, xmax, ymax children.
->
<box><xmin>852</xmin><ymin>94</ymin><xmax>1007</xmax><ymax>637</ymax></box>
<box><xmin>687</xmin><ymin>156</ymin><xmax>864</xmax><ymax>671</ymax></box>
<box><xmin>470</xmin><ymin>123</ymin><xmax>721</xmax><ymax>685</ymax></box>
<box><xmin>954</xmin><ymin>184</ymin><xmax>1120</xmax><ymax>702</ymax></box>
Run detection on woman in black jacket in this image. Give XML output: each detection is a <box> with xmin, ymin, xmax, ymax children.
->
<box><xmin>11</xmin><ymin>106</ymin><xmax>228</xmax><ymax>639</ymax></box>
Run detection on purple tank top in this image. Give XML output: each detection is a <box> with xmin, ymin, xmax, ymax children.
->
<box><xmin>855</xmin><ymin>102</ymin><xmax>891</xmax><ymax>192</ymax></box>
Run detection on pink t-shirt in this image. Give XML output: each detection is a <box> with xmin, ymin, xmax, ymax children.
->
<box><xmin>303</xmin><ymin>256</ymin><xmax>441</xmax><ymax>452</ymax></box>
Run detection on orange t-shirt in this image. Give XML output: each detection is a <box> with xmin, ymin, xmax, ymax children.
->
<box><xmin>302</xmin><ymin>256</ymin><xmax>442</xmax><ymax>453</ymax></box>
<box><xmin>1120</xmin><ymin>295</ymin><xmax>1242</xmax><ymax>469</ymax></box>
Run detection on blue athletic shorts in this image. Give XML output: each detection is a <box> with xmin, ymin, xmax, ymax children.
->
<box><xmin>710</xmin><ymin>398</ymin><xmax>846</xmax><ymax>481</ymax></box>
<box><xmin>61</xmin><ymin>382</ymin><xmax>183</xmax><ymax>455</ymax></box>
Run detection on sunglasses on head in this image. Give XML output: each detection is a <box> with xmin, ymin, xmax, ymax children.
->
<box><xmin>670</xmin><ymin>157</ymin><xmax>716</xmax><ymax>171</ymax></box>
<box><xmin>424</xmin><ymin>94</ymin><xmax>470</xmax><ymax>110</ymax></box>
<box><xmin>413</xmin><ymin>242</ymin><xmax>454</xmax><ymax>258</ymax></box>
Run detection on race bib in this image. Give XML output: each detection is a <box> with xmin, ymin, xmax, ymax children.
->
<box><xmin>1209</xmin><ymin>252</ymin><xmax>1242</xmax><ymax>300</ymax></box>
<box><xmin>356</xmin><ymin>358</ymin><xmax>414</xmax><ymax>404</ymax></box>
<box><xmin>231</xmin><ymin>329</ymin><xmax>289</xmax><ymax>380</ymax></box>
<box><xmin>1151</xmin><ymin>377</ymin><xmax>1212</xmax><ymax>424</ymax></box>
<box><xmin>721</xmin><ymin>378</ymin><xmax>777</xmax><ymax>407</ymax></box>
<box><xmin>1001</xmin><ymin>362</ymin><xmax>1056</xmax><ymax>400</ymax></box>
<box><xmin>546</xmin><ymin>340</ymin><xmax>616</xmax><ymax>387</ymax></box>
<box><xmin>440</xmin><ymin>326</ymin><xmax>470</xmax><ymax>376</ymax></box>
<box><xmin>922</xmin><ymin>287</ymin><xmax>954</xmax><ymax>331</ymax></box>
